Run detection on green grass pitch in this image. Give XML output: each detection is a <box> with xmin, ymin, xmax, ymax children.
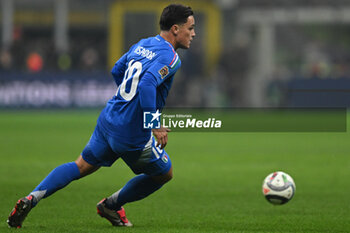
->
<box><xmin>0</xmin><ymin>110</ymin><xmax>349</xmax><ymax>233</ymax></box>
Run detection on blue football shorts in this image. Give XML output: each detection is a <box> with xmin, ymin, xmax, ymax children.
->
<box><xmin>81</xmin><ymin>124</ymin><xmax>171</xmax><ymax>176</ymax></box>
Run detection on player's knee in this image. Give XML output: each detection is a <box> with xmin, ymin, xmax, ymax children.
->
<box><xmin>157</xmin><ymin>173</ymin><xmax>173</xmax><ymax>184</ymax></box>
<box><xmin>163</xmin><ymin>166</ymin><xmax>173</xmax><ymax>183</ymax></box>
<box><xmin>152</xmin><ymin>167</ymin><xmax>173</xmax><ymax>184</ymax></box>
<box><xmin>163</xmin><ymin>170</ymin><xmax>173</xmax><ymax>183</ymax></box>
<box><xmin>75</xmin><ymin>155</ymin><xmax>99</xmax><ymax>177</ymax></box>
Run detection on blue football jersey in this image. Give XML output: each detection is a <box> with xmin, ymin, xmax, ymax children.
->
<box><xmin>98</xmin><ymin>35</ymin><xmax>181</xmax><ymax>149</ymax></box>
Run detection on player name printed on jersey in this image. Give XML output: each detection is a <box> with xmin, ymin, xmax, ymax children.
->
<box><xmin>134</xmin><ymin>46</ymin><xmax>157</xmax><ymax>60</ymax></box>
<box><xmin>162</xmin><ymin>118</ymin><xmax>222</xmax><ymax>129</ymax></box>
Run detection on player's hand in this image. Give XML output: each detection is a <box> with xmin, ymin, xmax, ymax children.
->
<box><xmin>152</xmin><ymin>126</ymin><xmax>171</xmax><ymax>149</ymax></box>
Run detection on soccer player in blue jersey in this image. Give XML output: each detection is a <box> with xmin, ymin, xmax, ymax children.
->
<box><xmin>8</xmin><ymin>4</ymin><xmax>195</xmax><ymax>228</ymax></box>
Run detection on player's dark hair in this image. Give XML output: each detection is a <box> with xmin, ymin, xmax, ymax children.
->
<box><xmin>159</xmin><ymin>4</ymin><xmax>194</xmax><ymax>31</ymax></box>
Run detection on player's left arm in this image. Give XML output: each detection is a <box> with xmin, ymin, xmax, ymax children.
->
<box><xmin>139</xmin><ymin>52</ymin><xmax>181</xmax><ymax>148</ymax></box>
<box><xmin>152</xmin><ymin>126</ymin><xmax>171</xmax><ymax>149</ymax></box>
<box><xmin>138</xmin><ymin>55</ymin><xmax>180</xmax><ymax>111</ymax></box>
<box><xmin>139</xmin><ymin>72</ymin><xmax>157</xmax><ymax>112</ymax></box>
<box><xmin>138</xmin><ymin>73</ymin><xmax>170</xmax><ymax>149</ymax></box>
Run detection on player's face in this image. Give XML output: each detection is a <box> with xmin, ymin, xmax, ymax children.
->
<box><xmin>176</xmin><ymin>16</ymin><xmax>195</xmax><ymax>49</ymax></box>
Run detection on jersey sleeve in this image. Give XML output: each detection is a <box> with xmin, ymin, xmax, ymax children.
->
<box><xmin>138</xmin><ymin>51</ymin><xmax>181</xmax><ymax>112</ymax></box>
<box><xmin>111</xmin><ymin>53</ymin><xmax>128</xmax><ymax>86</ymax></box>
<box><xmin>138</xmin><ymin>72</ymin><xmax>157</xmax><ymax>111</ymax></box>
<box><xmin>147</xmin><ymin>51</ymin><xmax>181</xmax><ymax>86</ymax></box>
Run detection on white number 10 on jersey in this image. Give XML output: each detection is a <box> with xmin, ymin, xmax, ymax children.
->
<box><xmin>117</xmin><ymin>59</ymin><xmax>143</xmax><ymax>101</ymax></box>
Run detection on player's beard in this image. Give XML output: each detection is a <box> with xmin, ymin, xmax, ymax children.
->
<box><xmin>177</xmin><ymin>42</ymin><xmax>190</xmax><ymax>50</ymax></box>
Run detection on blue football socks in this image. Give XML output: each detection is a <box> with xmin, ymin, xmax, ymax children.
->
<box><xmin>29</xmin><ymin>162</ymin><xmax>81</xmax><ymax>207</ymax></box>
<box><xmin>105</xmin><ymin>174</ymin><xmax>163</xmax><ymax>210</ymax></box>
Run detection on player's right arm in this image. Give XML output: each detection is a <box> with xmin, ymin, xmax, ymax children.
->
<box><xmin>111</xmin><ymin>53</ymin><xmax>128</xmax><ymax>86</ymax></box>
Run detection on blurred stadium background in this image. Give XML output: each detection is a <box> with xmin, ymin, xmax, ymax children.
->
<box><xmin>1</xmin><ymin>0</ymin><xmax>350</xmax><ymax>109</ymax></box>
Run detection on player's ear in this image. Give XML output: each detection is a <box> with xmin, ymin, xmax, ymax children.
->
<box><xmin>171</xmin><ymin>24</ymin><xmax>180</xmax><ymax>35</ymax></box>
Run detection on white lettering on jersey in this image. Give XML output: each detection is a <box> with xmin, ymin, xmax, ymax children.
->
<box><xmin>134</xmin><ymin>46</ymin><xmax>156</xmax><ymax>60</ymax></box>
<box><xmin>118</xmin><ymin>60</ymin><xmax>142</xmax><ymax>101</ymax></box>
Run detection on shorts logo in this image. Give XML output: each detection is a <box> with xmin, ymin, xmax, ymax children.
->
<box><xmin>143</xmin><ymin>110</ymin><xmax>161</xmax><ymax>129</ymax></box>
<box><xmin>158</xmin><ymin>66</ymin><xmax>169</xmax><ymax>79</ymax></box>
<box><xmin>162</xmin><ymin>155</ymin><xmax>168</xmax><ymax>163</ymax></box>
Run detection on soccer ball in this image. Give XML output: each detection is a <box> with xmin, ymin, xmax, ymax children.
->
<box><xmin>262</xmin><ymin>171</ymin><xmax>296</xmax><ymax>205</ymax></box>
